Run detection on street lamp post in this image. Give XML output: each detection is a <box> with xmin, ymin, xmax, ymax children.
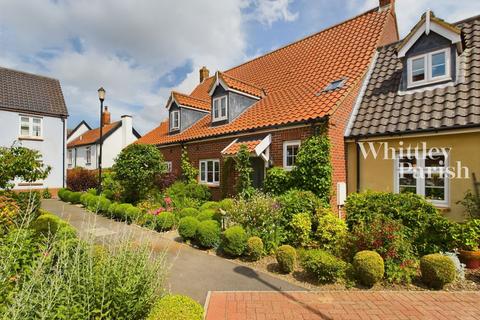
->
<box><xmin>97</xmin><ymin>87</ymin><xmax>106</xmax><ymax>195</ymax></box>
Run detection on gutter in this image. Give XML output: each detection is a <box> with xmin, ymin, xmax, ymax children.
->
<box><xmin>62</xmin><ymin>118</ymin><xmax>66</xmax><ymax>188</ymax></box>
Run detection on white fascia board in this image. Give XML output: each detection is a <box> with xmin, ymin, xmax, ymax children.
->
<box><xmin>254</xmin><ymin>134</ymin><xmax>272</xmax><ymax>156</ymax></box>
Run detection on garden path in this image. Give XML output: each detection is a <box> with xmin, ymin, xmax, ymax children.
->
<box><xmin>41</xmin><ymin>199</ymin><xmax>304</xmax><ymax>305</ymax></box>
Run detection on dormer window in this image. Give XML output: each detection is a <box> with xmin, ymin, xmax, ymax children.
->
<box><xmin>170</xmin><ymin>110</ymin><xmax>180</xmax><ymax>130</ymax></box>
<box><xmin>212</xmin><ymin>96</ymin><xmax>227</xmax><ymax>122</ymax></box>
<box><xmin>407</xmin><ymin>48</ymin><xmax>451</xmax><ymax>88</ymax></box>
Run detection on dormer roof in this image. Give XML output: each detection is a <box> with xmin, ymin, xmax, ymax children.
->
<box><xmin>397</xmin><ymin>10</ymin><xmax>463</xmax><ymax>58</ymax></box>
<box><xmin>167</xmin><ymin>91</ymin><xmax>210</xmax><ymax>112</ymax></box>
<box><xmin>208</xmin><ymin>71</ymin><xmax>265</xmax><ymax>99</ymax></box>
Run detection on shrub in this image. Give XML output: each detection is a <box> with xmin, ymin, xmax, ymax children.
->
<box><xmin>180</xmin><ymin>147</ymin><xmax>198</xmax><ymax>183</ymax></box>
<box><xmin>227</xmin><ymin>192</ymin><xmax>283</xmax><ymax>253</ymax></box>
<box><xmin>156</xmin><ymin>212</ymin><xmax>175</xmax><ymax>231</ymax></box>
<box><xmin>289</xmin><ymin>212</ymin><xmax>311</xmax><ymax>247</ymax></box>
<box><xmin>199</xmin><ymin>201</ymin><xmax>220</xmax><ymax>211</ymax></box>
<box><xmin>87</xmin><ymin>195</ymin><xmax>103</xmax><ymax>212</ymax></box>
<box><xmin>197</xmin><ymin>209</ymin><xmax>217</xmax><ymax>222</ymax></box>
<box><xmin>345</xmin><ymin>191</ymin><xmax>456</xmax><ymax>255</ymax></box>
<box><xmin>166</xmin><ymin>182</ymin><xmax>210</xmax><ymax>209</ymax></box>
<box><xmin>235</xmin><ymin>144</ymin><xmax>255</xmax><ymax>197</ymax></box>
<box><xmin>108</xmin><ymin>203</ymin><xmax>119</xmax><ymax>218</ymax></box>
<box><xmin>125</xmin><ymin>206</ymin><xmax>142</xmax><ymax>223</ymax></box>
<box><xmin>301</xmin><ymin>249</ymin><xmax>347</xmax><ymax>283</ymax></box>
<box><xmin>453</xmin><ymin>219</ymin><xmax>480</xmax><ymax>251</ymax></box>
<box><xmin>420</xmin><ymin>254</ymin><xmax>456</xmax><ymax>289</ymax></box>
<box><xmin>31</xmin><ymin>213</ymin><xmax>76</xmax><ymax>238</ymax></box>
<box><xmin>147</xmin><ymin>294</ymin><xmax>203</xmax><ymax>320</ymax></box>
<box><xmin>42</xmin><ymin>188</ymin><xmax>52</xmax><ymax>199</ymax></box>
<box><xmin>349</xmin><ymin>216</ymin><xmax>417</xmax><ymax>284</ymax></box>
<box><xmin>58</xmin><ymin>188</ymin><xmax>68</xmax><ymax>201</ymax></box>
<box><xmin>97</xmin><ymin>197</ymin><xmax>111</xmax><ymax>213</ymax></box>
<box><xmin>69</xmin><ymin>192</ymin><xmax>82</xmax><ymax>204</ymax></box>
<box><xmin>80</xmin><ymin>193</ymin><xmax>94</xmax><ymax>207</ymax></box>
<box><xmin>154</xmin><ymin>171</ymin><xmax>177</xmax><ymax>191</ymax></box>
<box><xmin>67</xmin><ymin>167</ymin><xmax>98</xmax><ymax>191</ymax></box>
<box><xmin>219</xmin><ymin>198</ymin><xmax>234</xmax><ymax>212</ymax></box>
<box><xmin>290</xmin><ymin>135</ymin><xmax>332</xmax><ymax>203</ymax></box>
<box><xmin>113</xmin><ymin>144</ymin><xmax>167</xmax><ymax>202</ymax></box>
<box><xmin>179</xmin><ymin>207</ymin><xmax>200</xmax><ymax>218</ymax></box>
<box><xmin>116</xmin><ymin>203</ymin><xmax>134</xmax><ymax>221</ymax></box>
<box><xmin>277</xmin><ymin>189</ymin><xmax>324</xmax><ymax>225</ymax></box>
<box><xmin>246</xmin><ymin>236</ymin><xmax>264</xmax><ymax>261</ymax></box>
<box><xmin>0</xmin><ymin>195</ymin><xmax>19</xmax><ymax>235</ymax></box>
<box><xmin>178</xmin><ymin>217</ymin><xmax>200</xmax><ymax>240</ymax></box>
<box><xmin>196</xmin><ymin>220</ymin><xmax>221</xmax><ymax>248</ymax></box>
<box><xmin>263</xmin><ymin>167</ymin><xmax>291</xmax><ymax>195</ymax></box>
<box><xmin>314</xmin><ymin>210</ymin><xmax>348</xmax><ymax>254</ymax></box>
<box><xmin>276</xmin><ymin>245</ymin><xmax>296</xmax><ymax>274</ymax></box>
<box><xmin>222</xmin><ymin>226</ymin><xmax>248</xmax><ymax>257</ymax></box>
<box><xmin>353</xmin><ymin>251</ymin><xmax>384</xmax><ymax>287</ymax></box>
<box><xmin>63</xmin><ymin>190</ymin><xmax>73</xmax><ymax>202</ymax></box>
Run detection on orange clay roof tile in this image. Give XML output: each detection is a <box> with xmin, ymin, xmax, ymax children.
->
<box><xmin>67</xmin><ymin>122</ymin><xmax>120</xmax><ymax>147</ymax></box>
<box><xmin>222</xmin><ymin>139</ymin><xmax>262</xmax><ymax>155</ymax></box>
<box><xmin>136</xmin><ymin>8</ymin><xmax>391</xmax><ymax>145</ymax></box>
<box><xmin>215</xmin><ymin>72</ymin><xmax>265</xmax><ymax>98</ymax></box>
<box><xmin>171</xmin><ymin>91</ymin><xmax>210</xmax><ymax>111</ymax></box>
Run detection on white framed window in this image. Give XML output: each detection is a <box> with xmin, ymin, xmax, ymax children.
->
<box><xmin>283</xmin><ymin>140</ymin><xmax>301</xmax><ymax>171</ymax></box>
<box><xmin>67</xmin><ymin>149</ymin><xmax>73</xmax><ymax>167</ymax></box>
<box><xmin>212</xmin><ymin>96</ymin><xmax>228</xmax><ymax>122</ymax></box>
<box><xmin>407</xmin><ymin>48</ymin><xmax>451</xmax><ymax>88</ymax></box>
<box><xmin>394</xmin><ymin>152</ymin><xmax>449</xmax><ymax>206</ymax></box>
<box><xmin>166</xmin><ymin>161</ymin><xmax>172</xmax><ymax>173</ymax></box>
<box><xmin>170</xmin><ymin>110</ymin><xmax>180</xmax><ymax>130</ymax></box>
<box><xmin>85</xmin><ymin>146</ymin><xmax>92</xmax><ymax>164</ymax></box>
<box><xmin>199</xmin><ymin>159</ymin><xmax>220</xmax><ymax>185</ymax></box>
<box><xmin>19</xmin><ymin>115</ymin><xmax>43</xmax><ymax>138</ymax></box>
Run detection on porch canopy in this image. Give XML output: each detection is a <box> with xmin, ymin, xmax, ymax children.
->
<box><xmin>221</xmin><ymin>134</ymin><xmax>271</xmax><ymax>163</ymax></box>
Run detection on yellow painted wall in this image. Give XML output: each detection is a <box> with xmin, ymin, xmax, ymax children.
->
<box><xmin>346</xmin><ymin>130</ymin><xmax>480</xmax><ymax>221</ymax></box>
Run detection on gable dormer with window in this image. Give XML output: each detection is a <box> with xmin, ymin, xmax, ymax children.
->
<box><xmin>398</xmin><ymin>11</ymin><xmax>463</xmax><ymax>91</ymax></box>
<box><xmin>166</xmin><ymin>91</ymin><xmax>209</xmax><ymax>134</ymax></box>
<box><xmin>208</xmin><ymin>71</ymin><xmax>265</xmax><ymax>126</ymax></box>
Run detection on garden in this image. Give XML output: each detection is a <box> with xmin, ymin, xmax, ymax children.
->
<box><xmin>0</xmin><ymin>145</ymin><xmax>204</xmax><ymax>320</ymax></box>
<box><xmin>58</xmin><ymin>135</ymin><xmax>480</xmax><ymax>292</ymax></box>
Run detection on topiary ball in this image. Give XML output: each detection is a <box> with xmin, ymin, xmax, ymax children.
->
<box><xmin>69</xmin><ymin>192</ymin><xmax>82</xmax><ymax>204</ymax></box>
<box><xmin>222</xmin><ymin>226</ymin><xmax>248</xmax><ymax>257</ymax></box>
<box><xmin>353</xmin><ymin>250</ymin><xmax>384</xmax><ymax>287</ymax></box>
<box><xmin>98</xmin><ymin>197</ymin><xmax>111</xmax><ymax>213</ymax></box>
<box><xmin>420</xmin><ymin>253</ymin><xmax>456</xmax><ymax>289</ymax></box>
<box><xmin>179</xmin><ymin>207</ymin><xmax>200</xmax><ymax>218</ymax></box>
<box><xmin>196</xmin><ymin>220</ymin><xmax>220</xmax><ymax>248</ymax></box>
<box><xmin>276</xmin><ymin>245</ymin><xmax>296</xmax><ymax>274</ymax></box>
<box><xmin>197</xmin><ymin>209</ymin><xmax>216</xmax><ymax>222</ymax></box>
<box><xmin>80</xmin><ymin>193</ymin><xmax>94</xmax><ymax>207</ymax></box>
<box><xmin>219</xmin><ymin>198</ymin><xmax>234</xmax><ymax>212</ymax></box>
<box><xmin>246</xmin><ymin>236</ymin><xmax>264</xmax><ymax>261</ymax></box>
<box><xmin>178</xmin><ymin>216</ymin><xmax>200</xmax><ymax>240</ymax></box>
<box><xmin>199</xmin><ymin>201</ymin><xmax>220</xmax><ymax>212</ymax></box>
<box><xmin>156</xmin><ymin>212</ymin><xmax>175</xmax><ymax>231</ymax></box>
<box><xmin>108</xmin><ymin>203</ymin><xmax>118</xmax><ymax>217</ymax></box>
<box><xmin>147</xmin><ymin>294</ymin><xmax>203</xmax><ymax>320</ymax></box>
<box><xmin>63</xmin><ymin>190</ymin><xmax>73</xmax><ymax>203</ymax></box>
<box><xmin>125</xmin><ymin>206</ymin><xmax>142</xmax><ymax>223</ymax></box>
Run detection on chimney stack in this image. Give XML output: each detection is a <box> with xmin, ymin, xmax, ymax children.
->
<box><xmin>199</xmin><ymin>66</ymin><xmax>209</xmax><ymax>83</ymax></box>
<box><xmin>121</xmin><ymin>115</ymin><xmax>133</xmax><ymax>147</ymax></box>
<box><xmin>379</xmin><ymin>0</ymin><xmax>395</xmax><ymax>11</ymax></box>
<box><xmin>102</xmin><ymin>106</ymin><xmax>111</xmax><ymax>126</ymax></box>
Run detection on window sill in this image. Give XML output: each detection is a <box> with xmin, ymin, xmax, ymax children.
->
<box><xmin>18</xmin><ymin>136</ymin><xmax>44</xmax><ymax>141</ymax></box>
<box><xmin>407</xmin><ymin>76</ymin><xmax>452</xmax><ymax>90</ymax></box>
<box><xmin>200</xmin><ymin>182</ymin><xmax>220</xmax><ymax>188</ymax></box>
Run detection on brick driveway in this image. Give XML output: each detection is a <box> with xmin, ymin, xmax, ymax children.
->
<box><xmin>205</xmin><ymin>291</ymin><xmax>480</xmax><ymax>320</ymax></box>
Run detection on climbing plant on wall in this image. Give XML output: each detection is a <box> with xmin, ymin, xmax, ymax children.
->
<box><xmin>180</xmin><ymin>147</ymin><xmax>198</xmax><ymax>183</ymax></box>
<box><xmin>235</xmin><ymin>144</ymin><xmax>255</xmax><ymax>198</ymax></box>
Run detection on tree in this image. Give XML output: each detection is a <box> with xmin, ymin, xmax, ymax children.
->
<box><xmin>0</xmin><ymin>145</ymin><xmax>51</xmax><ymax>189</ymax></box>
<box><xmin>291</xmin><ymin>135</ymin><xmax>332</xmax><ymax>204</ymax></box>
<box><xmin>180</xmin><ymin>147</ymin><xmax>198</xmax><ymax>183</ymax></box>
<box><xmin>112</xmin><ymin>144</ymin><xmax>166</xmax><ymax>202</ymax></box>
<box><xmin>235</xmin><ymin>144</ymin><xmax>254</xmax><ymax>197</ymax></box>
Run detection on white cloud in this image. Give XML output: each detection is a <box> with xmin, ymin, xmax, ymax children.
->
<box><xmin>245</xmin><ymin>0</ymin><xmax>299</xmax><ymax>26</ymax></box>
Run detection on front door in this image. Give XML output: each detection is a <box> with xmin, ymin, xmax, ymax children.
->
<box><xmin>251</xmin><ymin>157</ymin><xmax>265</xmax><ymax>189</ymax></box>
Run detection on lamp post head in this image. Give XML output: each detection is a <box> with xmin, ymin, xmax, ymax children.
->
<box><xmin>98</xmin><ymin>87</ymin><xmax>106</xmax><ymax>101</ymax></box>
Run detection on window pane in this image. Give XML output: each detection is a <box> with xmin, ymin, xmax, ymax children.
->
<box><xmin>286</xmin><ymin>144</ymin><xmax>299</xmax><ymax>166</ymax></box>
<box><xmin>221</xmin><ymin>97</ymin><xmax>227</xmax><ymax>117</ymax></box>
<box><xmin>214</xmin><ymin>161</ymin><xmax>219</xmax><ymax>182</ymax></box>
<box><xmin>431</xmin><ymin>52</ymin><xmax>446</xmax><ymax>78</ymax></box>
<box><xmin>200</xmin><ymin>162</ymin><xmax>206</xmax><ymax>181</ymax></box>
<box><xmin>399</xmin><ymin>157</ymin><xmax>416</xmax><ymax>169</ymax></box>
<box><xmin>32</xmin><ymin>121</ymin><xmax>41</xmax><ymax>136</ymax></box>
<box><xmin>425</xmin><ymin>173</ymin><xmax>445</xmax><ymax>201</ymax></box>
<box><xmin>399</xmin><ymin>173</ymin><xmax>416</xmax><ymax>194</ymax></box>
<box><xmin>412</xmin><ymin>57</ymin><xmax>425</xmax><ymax>82</ymax></box>
<box><xmin>425</xmin><ymin>155</ymin><xmax>445</xmax><ymax>167</ymax></box>
<box><xmin>21</xmin><ymin>117</ymin><xmax>30</xmax><ymax>136</ymax></box>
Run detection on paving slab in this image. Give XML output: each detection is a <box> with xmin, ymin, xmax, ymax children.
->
<box><xmin>42</xmin><ymin>199</ymin><xmax>304</xmax><ymax>304</ymax></box>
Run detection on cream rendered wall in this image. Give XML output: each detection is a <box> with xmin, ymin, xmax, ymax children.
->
<box><xmin>347</xmin><ymin>130</ymin><xmax>480</xmax><ymax>221</ymax></box>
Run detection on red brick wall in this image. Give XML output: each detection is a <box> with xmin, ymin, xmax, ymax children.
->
<box><xmin>158</xmin><ymin>125</ymin><xmax>315</xmax><ymax>200</ymax></box>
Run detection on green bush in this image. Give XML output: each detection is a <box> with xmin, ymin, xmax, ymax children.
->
<box><xmin>420</xmin><ymin>254</ymin><xmax>456</xmax><ymax>289</ymax></box>
<box><xmin>277</xmin><ymin>189</ymin><xmax>324</xmax><ymax>223</ymax></box>
<box><xmin>199</xmin><ymin>201</ymin><xmax>220</xmax><ymax>211</ymax></box>
<box><xmin>345</xmin><ymin>191</ymin><xmax>456</xmax><ymax>255</ymax></box>
<box><xmin>166</xmin><ymin>182</ymin><xmax>211</xmax><ymax>207</ymax></box>
<box><xmin>80</xmin><ymin>193</ymin><xmax>94</xmax><ymax>207</ymax></box>
<box><xmin>12</xmin><ymin>191</ymin><xmax>42</xmax><ymax>216</ymax></box>
<box><xmin>314</xmin><ymin>210</ymin><xmax>348</xmax><ymax>254</ymax></box>
<box><xmin>179</xmin><ymin>207</ymin><xmax>200</xmax><ymax>218</ymax></box>
<box><xmin>108</xmin><ymin>203</ymin><xmax>119</xmax><ymax>218</ymax></box>
<box><xmin>97</xmin><ymin>196</ymin><xmax>111</xmax><ymax>212</ymax></box>
<box><xmin>42</xmin><ymin>188</ymin><xmax>52</xmax><ymax>199</ymax></box>
<box><xmin>197</xmin><ymin>209</ymin><xmax>217</xmax><ymax>222</ymax></box>
<box><xmin>219</xmin><ymin>198</ymin><xmax>234</xmax><ymax>212</ymax></box>
<box><xmin>276</xmin><ymin>245</ymin><xmax>296</xmax><ymax>274</ymax></box>
<box><xmin>31</xmin><ymin>213</ymin><xmax>76</xmax><ymax>238</ymax></box>
<box><xmin>196</xmin><ymin>220</ymin><xmax>220</xmax><ymax>248</ymax></box>
<box><xmin>353</xmin><ymin>251</ymin><xmax>384</xmax><ymax>287</ymax></box>
<box><xmin>63</xmin><ymin>190</ymin><xmax>73</xmax><ymax>202</ymax></box>
<box><xmin>178</xmin><ymin>217</ymin><xmax>200</xmax><ymax>240</ymax></box>
<box><xmin>69</xmin><ymin>192</ymin><xmax>82</xmax><ymax>204</ymax></box>
<box><xmin>156</xmin><ymin>212</ymin><xmax>175</xmax><ymax>231</ymax></box>
<box><xmin>58</xmin><ymin>188</ymin><xmax>68</xmax><ymax>201</ymax></box>
<box><xmin>263</xmin><ymin>167</ymin><xmax>291</xmax><ymax>195</ymax></box>
<box><xmin>222</xmin><ymin>226</ymin><xmax>247</xmax><ymax>257</ymax></box>
<box><xmin>289</xmin><ymin>212</ymin><xmax>311</xmax><ymax>247</ymax></box>
<box><xmin>125</xmin><ymin>206</ymin><xmax>142</xmax><ymax>223</ymax></box>
<box><xmin>246</xmin><ymin>236</ymin><xmax>264</xmax><ymax>261</ymax></box>
<box><xmin>147</xmin><ymin>294</ymin><xmax>203</xmax><ymax>320</ymax></box>
<box><xmin>87</xmin><ymin>195</ymin><xmax>102</xmax><ymax>212</ymax></box>
<box><xmin>301</xmin><ymin>249</ymin><xmax>346</xmax><ymax>283</ymax></box>
<box><xmin>453</xmin><ymin>219</ymin><xmax>480</xmax><ymax>251</ymax></box>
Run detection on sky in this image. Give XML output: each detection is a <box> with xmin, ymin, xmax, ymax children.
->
<box><xmin>1</xmin><ymin>0</ymin><xmax>479</xmax><ymax>134</ymax></box>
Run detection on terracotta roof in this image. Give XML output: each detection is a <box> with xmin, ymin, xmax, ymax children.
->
<box><xmin>139</xmin><ymin>7</ymin><xmax>393</xmax><ymax>145</ymax></box>
<box><xmin>222</xmin><ymin>139</ymin><xmax>262</xmax><ymax>156</ymax></box>
<box><xmin>136</xmin><ymin>120</ymin><xmax>169</xmax><ymax>145</ymax></box>
<box><xmin>347</xmin><ymin>16</ymin><xmax>480</xmax><ymax>138</ymax></box>
<box><xmin>171</xmin><ymin>91</ymin><xmax>210</xmax><ymax>112</ymax></box>
<box><xmin>67</xmin><ymin>122</ymin><xmax>121</xmax><ymax>148</ymax></box>
<box><xmin>213</xmin><ymin>72</ymin><xmax>265</xmax><ymax>98</ymax></box>
<box><xmin>0</xmin><ymin>67</ymin><xmax>68</xmax><ymax>117</ymax></box>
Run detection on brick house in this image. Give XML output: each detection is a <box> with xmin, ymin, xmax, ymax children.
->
<box><xmin>137</xmin><ymin>0</ymin><xmax>399</xmax><ymax>204</ymax></box>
